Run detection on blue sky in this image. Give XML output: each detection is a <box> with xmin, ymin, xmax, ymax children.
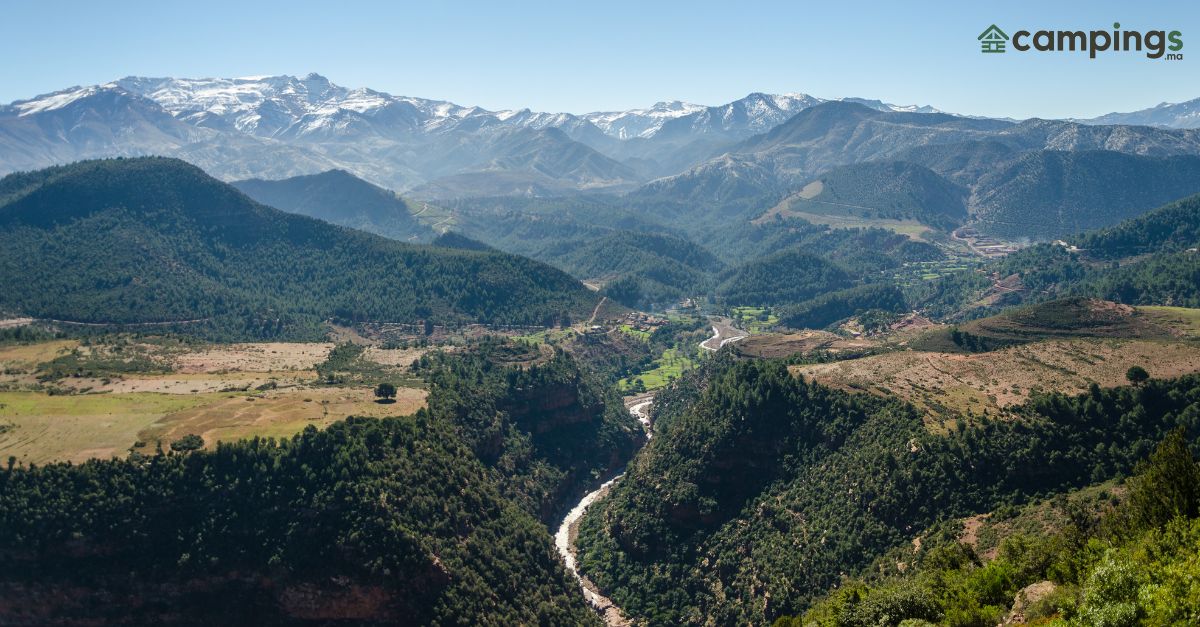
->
<box><xmin>1</xmin><ymin>0</ymin><xmax>1195</xmax><ymax>119</ymax></box>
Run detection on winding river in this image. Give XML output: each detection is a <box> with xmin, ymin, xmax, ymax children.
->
<box><xmin>554</xmin><ymin>399</ymin><xmax>652</xmax><ymax>625</ymax></box>
<box><xmin>700</xmin><ymin>320</ymin><xmax>748</xmax><ymax>352</ymax></box>
<box><xmin>555</xmin><ymin>320</ymin><xmax>743</xmax><ymax>623</ymax></box>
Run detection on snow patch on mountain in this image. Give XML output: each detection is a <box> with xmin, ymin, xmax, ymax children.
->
<box><xmin>583</xmin><ymin>101</ymin><xmax>707</xmax><ymax>138</ymax></box>
<box><xmin>11</xmin><ymin>74</ymin><xmax>947</xmax><ymax>144</ymax></box>
<box><xmin>12</xmin><ymin>85</ymin><xmax>114</xmax><ymax>116</ymax></box>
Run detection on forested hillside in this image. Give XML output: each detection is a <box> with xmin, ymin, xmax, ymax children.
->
<box><xmin>576</xmin><ymin>357</ymin><xmax>1200</xmax><ymax>624</ymax></box>
<box><xmin>0</xmin><ymin>158</ymin><xmax>597</xmax><ymax>339</ymax></box>
<box><xmin>0</xmin><ymin>340</ymin><xmax>638</xmax><ymax>624</ymax></box>
<box><xmin>1074</xmin><ymin>191</ymin><xmax>1200</xmax><ymax>258</ymax></box>
<box><xmin>446</xmin><ymin>188</ymin><xmax>945</xmax><ymax>315</ymax></box>
<box><xmin>716</xmin><ymin>249</ymin><xmax>852</xmax><ymax>307</ymax></box>
<box><xmin>787</xmin><ymin>428</ymin><xmax>1200</xmax><ymax>625</ymax></box>
<box><xmin>778</xmin><ymin>283</ymin><xmax>909</xmax><ymax>330</ymax></box>
<box><xmin>778</xmin><ymin>161</ymin><xmax>968</xmax><ymax>230</ymax></box>
<box><xmin>415</xmin><ymin>340</ymin><xmax>642</xmax><ymax>523</ymax></box>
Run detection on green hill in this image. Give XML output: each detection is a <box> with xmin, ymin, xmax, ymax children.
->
<box><xmin>914</xmin><ymin>297</ymin><xmax>1183</xmax><ymax>353</ymax></box>
<box><xmin>554</xmin><ymin>231</ymin><xmax>724</xmax><ymax>309</ymax></box>
<box><xmin>778</xmin><ymin>283</ymin><xmax>908</xmax><ymax>330</ymax></box>
<box><xmin>0</xmin><ymin>158</ymin><xmax>597</xmax><ymax>339</ymax></box>
<box><xmin>1074</xmin><ymin>191</ymin><xmax>1200</xmax><ymax>258</ymax></box>
<box><xmin>787</xmin><ymin>429</ymin><xmax>1200</xmax><ymax>626</ymax></box>
<box><xmin>232</xmin><ymin>169</ymin><xmax>434</xmax><ymax>242</ymax></box>
<box><xmin>961</xmin><ymin>298</ymin><xmax>1174</xmax><ymax>341</ymax></box>
<box><xmin>717</xmin><ymin>249</ymin><xmax>853</xmax><ymax>307</ymax></box>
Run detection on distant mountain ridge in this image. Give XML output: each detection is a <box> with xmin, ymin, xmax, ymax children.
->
<box><xmin>638</xmin><ymin>101</ymin><xmax>1200</xmax><ymax>238</ymax></box>
<box><xmin>0</xmin><ymin>74</ymin><xmax>944</xmax><ymax>196</ymax></box>
<box><xmin>970</xmin><ymin>150</ymin><xmax>1200</xmax><ymax>238</ymax></box>
<box><xmin>7</xmin><ymin>74</ymin><xmax>1200</xmax><ymax>229</ymax></box>
<box><xmin>1082</xmin><ymin>97</ymin><xmax>1200</xmax><ymax>129</ymax></box>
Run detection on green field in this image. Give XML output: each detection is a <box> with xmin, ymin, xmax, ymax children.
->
<box><xmin>618</xmin><ymin>347</ymin><xmax>696</xmax><ymax>392</ymax></box>
<box><xmin>1137</xmin><ymin>305</ymin><xmax>1200</xmax><ymax>339</ymax></box>
<box><xmin>730</xmin><ymin>306</ymin><xmax>779</xmax><ymax>333</ymax></box>
<box><xmin>890</xmin><ymin>258</ymin><xmax>981</xmax><ymax>288</ymax></box>
<box><xmin>514</xmin><ymin>328</ymin><xmax>576</xmax><ymax>345</ymax></box>
<box><xmin>776</xmin><ymin>207</ymin><xmax>933</xmax><ymax>241</ymax></box>
<box><xmin>617</xmin><ymin>324</ymin><xmax>651</xmax><ymax>342</ymax></box>
<box><xmin>0</xmin><ymin>391</ymin><xmax>227</xmax><ymax>465</ymax></box>
<box><xmin>0</xmin><ymin>337</ymin><xmax>432</xmax><ymax>465</ymax></box>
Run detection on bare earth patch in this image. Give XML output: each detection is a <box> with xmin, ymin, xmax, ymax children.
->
<box><xmin>792</xmin><ymin>339</ymin><xmax>1200</xmax><ymax>427</ymax></box>
<box><xmin>361</xmin><ymin>346</ymin><xmax>429</xmax><ymax>367</ymax></box>
<box><xmin>138</xmin><ymin>386</ymin><xmax>427</xmax><ymax>450</ymax></box>
<box><xmin>172</xmin><ymin>342</ymin><xmax>334</xmax><ymax>373</ymax></box>
<box><xmin>736</xmin><ymin>331</ymin><xmax>874</xmax><ymax>359</ymax></box>
<box><xmin>958</xmin><ymin>513</ymin><xmax>991</xmax><ymax>553</ymax></box>
<box><xmin>58</xmin><ymin>371</ymin><xmax>318</xmax><ymax>395</ymax></box>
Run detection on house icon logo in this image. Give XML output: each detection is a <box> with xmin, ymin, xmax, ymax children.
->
<box><xmin>978</xmin><ymin>24</ymin><xmax>1009</xmax><ymax>53</ymax></box>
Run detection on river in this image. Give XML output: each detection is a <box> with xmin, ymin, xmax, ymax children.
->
<box><xmin>555</xmin><ymin>320</ymin><xmax>740</xmax><ymax>624</ymax></box>
<box><xmin>554</xmin><ymin>399</ymin><xmax>652</xmax><ymax>625</ymax></box>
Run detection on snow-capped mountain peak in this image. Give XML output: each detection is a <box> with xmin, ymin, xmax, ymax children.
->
<box><xmin>838</xmin><ymin>97</ymin><xmax>942</xmax><ymax>114</ymax></box>
<box><xmin>0</xmin><ymin>73</ymin><xmax>955</xmax><ymax>199</ymax></box>
<box><xmin>114</xmin><ymin>74</ymin><xmax>385</xmax><ymax>136</ymax></box>
<box><xmin>581</xmin><ymin>100</ymin><xmax>706</xmax><ymax>139</ymax></box>
<box><xmin>18</xmin><ymin>75</ymin><xmax>946</xmax><ymax>143</ymax></box>
<box><xmin>12</xmin><ymin>83</ymin><xmax>119</xmax><ymax>116</ymax></box>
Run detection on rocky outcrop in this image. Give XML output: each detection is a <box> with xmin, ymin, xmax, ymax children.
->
<box><xmin>1000</xmin><ymin>580</ymin><xmax>1058</xmax><ymax>625</ymax></box>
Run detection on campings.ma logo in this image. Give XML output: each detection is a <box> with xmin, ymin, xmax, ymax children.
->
<box><xmin>978</xmin><ymin>23</ymin><xmax>1183</xmax><ymax>60</ymax></box>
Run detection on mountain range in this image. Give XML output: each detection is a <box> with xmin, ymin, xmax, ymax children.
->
<box><xmin>646</xmin><ymin>102</ymin><xmax>1200</xmax><ymax>238</ymax></box>
<box><xmin>0</xmin><ymin>74</ymin><xmax>942</xmax><ymax>196</ymax></box>
<box><xmin>6</xmin><ymin>74</ymin><xmax>1200</xmax><ymax>241</ymax></box>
